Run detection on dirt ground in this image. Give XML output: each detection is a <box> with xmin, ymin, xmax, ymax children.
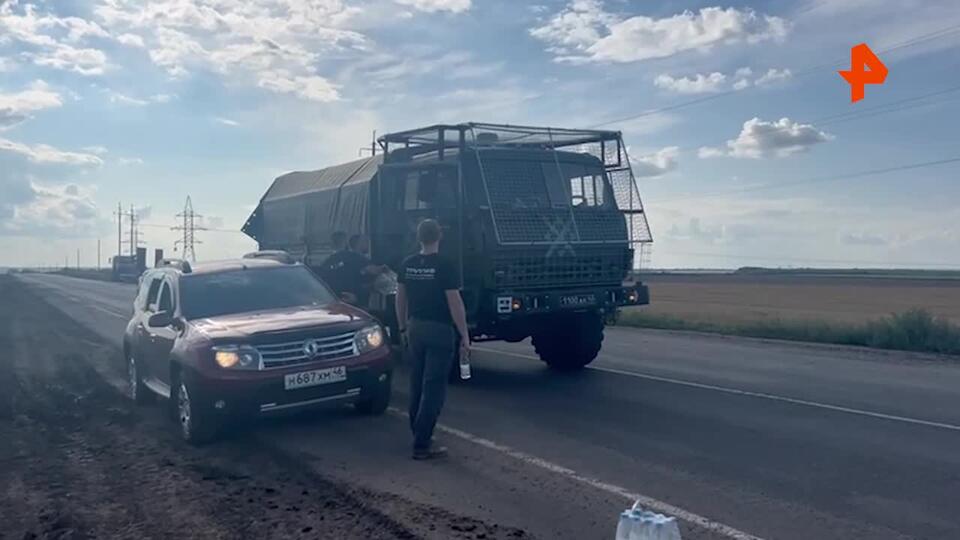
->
<box><xmin>635</xmin><ymin>273</ymin><xmax>960</xmax><ymax>326</ymax></box>
<box><xmin>0</xmin><ymin>275</ymin><xmax>528</xmax><ymax>540</ymax></box>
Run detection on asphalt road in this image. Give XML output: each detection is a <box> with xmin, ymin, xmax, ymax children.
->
<box><xmin>16</xmin><ymin>273</ymin><xmax>960</xmax><ymax>540</ymax></box>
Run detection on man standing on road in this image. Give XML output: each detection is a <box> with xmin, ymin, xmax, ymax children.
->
<box><xmin>396</xmin><ymin>219</ymin><xmax>470</xmax><ymax>460</ymax></box>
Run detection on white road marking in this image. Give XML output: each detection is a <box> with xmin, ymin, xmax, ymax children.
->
<box><xmin>89</xmin><ymin>304</ymin><xmax>128</xmax><ymax>319</ymax></box>
<box><xmin>388</xmin><ymin>407</ymin><xmax>764</xmax><ymax>540</ymax></box>
<box><xmin>475</xmin><ymin>347</ymin><xmax>960</xmax><ymax>433</ymax></box>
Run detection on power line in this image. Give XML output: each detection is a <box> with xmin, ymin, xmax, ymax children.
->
<box><xmin>650</xmin><ymin>156</ymin><xmax>960</xmax><ymax>204</ymax></box>
<box><xmin>140</xmin><ymin>222</ymin><xmax>243</xmax><ymax>234</ymax></box>
<box><xmin>589</xmin><ymin>23</ymin><xmax>960</xmax><ymax>129</ymax></box>
<box><xmin>810</xmin><ymin>83</ymin><xmax>960</xmax><ymax>126</ymax></box>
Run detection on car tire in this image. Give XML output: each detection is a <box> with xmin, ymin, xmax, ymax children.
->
<box><xmin>532</xmin><ymin>312</ymin><xmax>604</xmax><ymax>371</ymax></box>
<box><xmin>173</xmin><ymin>374</ymin><xmax>218</xmax><ymax>445</ymax></box>
<box><xmin>127</xmin><ymin>355</ymin><xmax>153</xmax><ymax>405</ymax></box>
<box><xmin>355</xmin><ymin>372</ymin><xmax>392</xmax><ymax>415</ymax></box>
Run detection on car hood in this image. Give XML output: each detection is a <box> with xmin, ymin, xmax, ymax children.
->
<box><xmin>189</xmin><ymin>303</ymin><xmax>370</xmax><ymax>339</ymax></box>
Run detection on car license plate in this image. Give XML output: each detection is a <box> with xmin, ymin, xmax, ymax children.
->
<box><xmin>560</xmin><ymin>294</ymin><xmax>596</xmax><ymax>307</ymax></box>
<box><xmin>284</xmin><ymin>366</ymin><xmax>347</xmax><ymax>390</ymax></box>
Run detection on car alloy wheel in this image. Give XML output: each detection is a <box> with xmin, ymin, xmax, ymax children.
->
<box><xmin>178</xmin><ymin>381</ymin><xmax>192</xmax><ymax>439</ymax></box>
<box><xmin>128</xmin><ymin>357</ymin><xmax>139</xmax><ymax>400</ymax></box>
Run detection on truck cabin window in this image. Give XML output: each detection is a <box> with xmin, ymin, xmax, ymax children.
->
<box><xmin>541</xmin><ymin>161</ymin><xmax>611</xmax><ymax>208</ymax></box>
<box><xmin>402</xmin><ymin>169</ymin><xmax>456</xmax><ymax>210</ymax></box>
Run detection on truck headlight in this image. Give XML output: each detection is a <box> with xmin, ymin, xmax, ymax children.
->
<box><xmin>355</xmin><ymin>325</ymin><xmax>385</xmax><ymax>354</ymax></box>
<box><xmin>213</xmin><ymin>345</ymin><xmax>261</xmax><ymax>370</ymax></box>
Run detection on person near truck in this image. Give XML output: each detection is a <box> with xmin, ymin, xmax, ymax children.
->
<box><xmin>395</xmin><ymin>219</ymin><xmax>470</xmax><ymax>460</ymax></box>
<box><xmin>319</xmin><ymin>231</ymin><xmax>383</xmax><ymax>305</ymax></box>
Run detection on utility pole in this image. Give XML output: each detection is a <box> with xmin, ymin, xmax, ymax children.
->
<box><xmin>129</xmin><ymin>204</ymin><xmax>135</xmax><ymax>256</ymax></box>
<box><xmin>114</xmin><ymin>202</ymin><xmax>123</xmax><ymax>258</ymax></box>
<box><xmin>172</xmin><ymin>196</ymin><xmax>205</xmax><ymax>262</ymax></box>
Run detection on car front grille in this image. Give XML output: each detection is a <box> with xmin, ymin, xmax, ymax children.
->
<box><xmin>256</xmin><ymin>331</ymin><xmax>357</xmax><ymax>369</ymax></box>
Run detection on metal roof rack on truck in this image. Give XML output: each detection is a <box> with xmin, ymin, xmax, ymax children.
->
<box><xmin>242</xmin><ymin>250</ymin><xmax>296</xmax><ymax>264</ymax></box>
<box><xmin>157</xmin><ymin>258</ymin><xmax>192</xmax><ymax>273</ymax></box>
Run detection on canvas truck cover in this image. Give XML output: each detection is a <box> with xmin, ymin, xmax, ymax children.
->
<box><xmin>242</xmin><ymin>155</ymin><xmax>382</xmax><ymax>259</ymax></box>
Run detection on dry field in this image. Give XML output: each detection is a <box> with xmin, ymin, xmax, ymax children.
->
<box><xmin>631</xmin><ymin>273</ymin><xmax>960</xmax><ymax>326</ymax></box>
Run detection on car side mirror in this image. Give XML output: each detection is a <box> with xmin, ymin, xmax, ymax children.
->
<box><xmin>148</xmin><ymin>311</ymin><xmax>174</xmax><ymax>328</ymax></box>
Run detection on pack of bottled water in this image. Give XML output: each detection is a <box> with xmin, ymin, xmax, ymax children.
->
<box><xmin>615</xmin><ymin>501</ymin><xmax>682</xmax><ymax>540</ymax></box>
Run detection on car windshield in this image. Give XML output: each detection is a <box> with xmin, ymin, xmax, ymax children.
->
<box><xmin>180</xmin><ymin>266</ymin><xmax>335</xmax><ymax>320</ymax></box>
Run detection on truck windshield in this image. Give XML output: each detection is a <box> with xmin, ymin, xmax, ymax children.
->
<box><xmin>180</xmin><ymin>266</ymin><xmax>336</xmax><ymax>320</ymax></box>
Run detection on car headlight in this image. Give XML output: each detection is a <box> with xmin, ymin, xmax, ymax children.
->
<box><xmin>354</xmin><ymin>325</ymin><xmax>385</xmax><ymax>354</ymax></box>
<box><xmin>213</xmin><ymin>345</ymin><xmax>261</xmax><ymax>370</ymax></box>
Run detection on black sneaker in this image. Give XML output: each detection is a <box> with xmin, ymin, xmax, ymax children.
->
<box><xmin>412</xmin><ymin>446</ymin><xmax>448</xmax><ymax>460</ymax></box>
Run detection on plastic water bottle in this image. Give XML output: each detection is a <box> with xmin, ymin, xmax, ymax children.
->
<box><xmin>459</xmin><ymin>347</ymin><xmax>472</xmax><ymax>380</ymax></box>
<box><xmin>616</xmin><ymin>502</ymin><xmax>681</xmax><ymax>540</ymax></box>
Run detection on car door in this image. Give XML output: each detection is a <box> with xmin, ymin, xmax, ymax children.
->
<box><xmin>147</xmin><ymin>277</ymin><xmax>179</xmax><ymax>387</ymax></box>
<box><xmin>135</xmin><ymin>273</ymin><xmax>163</xmax><ymax>381</ymax></box>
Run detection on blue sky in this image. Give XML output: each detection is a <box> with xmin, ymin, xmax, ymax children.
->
<box><xmin>1</xmin><ymin>0</ymin><xmax>958</xmax><ymax>269</ymax></box>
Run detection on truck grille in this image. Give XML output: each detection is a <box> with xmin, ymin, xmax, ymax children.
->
<box><xmin>256</xmin><ymin>331</ymin><xmax>357</xmax><ymax>369</ymax></box>
<box><xmin>494</xmin><ymin>247</ymin><xmax>628</xmax><ymax>290</ymax></box>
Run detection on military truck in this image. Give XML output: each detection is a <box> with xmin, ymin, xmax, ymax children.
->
<box><xmin>243</xmin><ymin>123</ymin><xmax>652</xmax><ymax>370</ymax></box>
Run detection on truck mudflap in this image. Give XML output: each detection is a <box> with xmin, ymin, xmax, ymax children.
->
<box><xmin>489</xmin><ymin>283</ymin><xmax>649</xmax><ymax>320</ymax></box>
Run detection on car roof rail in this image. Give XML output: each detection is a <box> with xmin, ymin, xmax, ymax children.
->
<box><xmin>157</xmin><ymin>258</ymin><xmax>192</xmax><ymax>273</ymax></box>
<box><xmin>242</xmin><ymin>250</ymin><xmax>297</xmax><ymax>264</ymax></box>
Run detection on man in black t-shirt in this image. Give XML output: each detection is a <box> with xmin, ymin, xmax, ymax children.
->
<box><xmin>396</xmin><ymin>219</ymin><xmax>469</xmax><ymax>460</ymax></box>
<box><xmin>317</xmin><ymin>231</ymin><xmax>353</xmax><ymax>300</ymax></box>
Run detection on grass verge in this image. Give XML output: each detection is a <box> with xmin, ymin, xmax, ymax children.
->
<box><xmin>618</xmin><ymin>308</ymin><xmax>960</xmax><ymax>356</ymax></box>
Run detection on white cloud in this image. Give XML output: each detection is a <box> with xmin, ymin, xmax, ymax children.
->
<box><xmin>394</xmin><ymin>0</ymin><xmax>471</xmax><ymax>13</ymax></box>
<box><xmin>214</xmin><ymin>117</ymin><xmax>240</xmax><ymax>127</ymax></box>
<box><xmin>116</xmin><ymin>33</ymin><xmax>144</xmax><ymax>47</ymax></box>
<box><xmin>632</xmin><ymin>146</ymin><xmax>680</xmax><ymax>177</ymax></box>
<box><xmin>257</xmin><ymin>72</ymin><xmax>340</xmax><ymax>102</ymax></box>
<box><xmin>0</xmin><ymin>180</ymin><xmax>105</xmax><ymax>238</ymax></box>
<box><xmin>654</xmin><ymin>66</ymin><xmax>792</xmax><ymax>94</ymax></box>
<box><xmin>0</xmin><ymin>137</ymin><xmax>104</xmax><ymax>166</ymax></box>
<box><xmin>0</xmin><ymin>57</ymin><xmax>16</xmax><ymax>72</ymax></box>
<box><xmin>755</xmin><ymin>68</ymin><xmax>792</xmax><ymax>86</ymax></box>
<box><xmin>106</xmin><ymin>90</ymin><xmax>177</xmax><ymax>106</ymax></box>
<box><xmin>28</xmin><ymin>44</ymin><xmax>108</xmax><ymax>75</ymax></box>
<box><xmin>109</xmin><ymin>92</ymin><xmax>148</xmax><ymax>106</ymax></box>
<box><xmin>531</xmin><ymin>2</ymin><xmax>789</xmax><ymax>64</ymax></box>
<box><xmin>82</xmin><ymin>145</ymin><xmax>109</xmax><ymax>155</ymax></box>
<box><xmin>0</xmin><ymin>80</ymin><xmax>62</xmax><ymax>129</ymax></box>
<box><xmin>654</xmin><ymin>72</ymin><xmax>726</xmax><ymax>94</ymax></box>
<box><xmin>700</xmin><ymin>117</ymin><xmax>833</xmax><ymax>159</ymax></box>
<box><xmin>92</xmin><ymin>0</ymin><xmax>366</xmax><ymax>102</ymax></box>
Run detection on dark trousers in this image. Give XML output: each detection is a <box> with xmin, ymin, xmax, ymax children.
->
<box><xmin>407</xmin><ymin>319</ymin><xmax>455</xmax><ymax>451</ymax></box>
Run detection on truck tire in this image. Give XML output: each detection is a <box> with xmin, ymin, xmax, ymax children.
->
<box><xmin>532</xmin><ymin>312</ymin><xmax>604</xmax><ymax>371</ymax></box>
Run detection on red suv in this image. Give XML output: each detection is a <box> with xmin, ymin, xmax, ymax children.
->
<box><xmin>123</xmin><ymin>257</ymin><xmax>393</xmax><ymax>444</ymax></box>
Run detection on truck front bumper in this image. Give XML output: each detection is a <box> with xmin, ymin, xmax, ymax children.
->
<box><xmin>490</xmin><ymin>283</ymin><xmax>649</xmax><ymax>320</ymax></box>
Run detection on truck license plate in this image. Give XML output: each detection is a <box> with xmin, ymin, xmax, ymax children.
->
<box><xmin>560</xmin><ymin>294</ymin><xmax>596</xmax><ymax>307</ymax></box>
<box><xmin>284</xmin><ymin>366</ymin><xmax>347</xmax><ymax>390</ymax></box>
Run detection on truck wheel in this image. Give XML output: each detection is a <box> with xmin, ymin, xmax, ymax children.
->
<box><xmin>173</xmin><ymin>375</ymin><xmax>218</xmax><ymax>445</ymax></box>
<box><xmin>355</xmin><ymin>372</ymin><xmax>392</xmax><ymax>415</ymax></box>
<box><xmin>532</xmin><ymin>312</ymin><xmax>604</xmax><ymax>371</ymax></box>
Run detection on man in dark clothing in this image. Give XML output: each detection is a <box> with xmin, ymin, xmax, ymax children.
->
<box><xmin>396</xmin><ymin>219</ymin><xmax>469</xmax><ymax>460</ymax></box>
<box><xmin>317</xmin><ymin>231</ymin><xmax>353</xmax><ymax>300</ymax></box>
<box><xmin>319</xmin><ymin>232</ymin><xmax>379</xmax><ymax>305</ymax></box>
